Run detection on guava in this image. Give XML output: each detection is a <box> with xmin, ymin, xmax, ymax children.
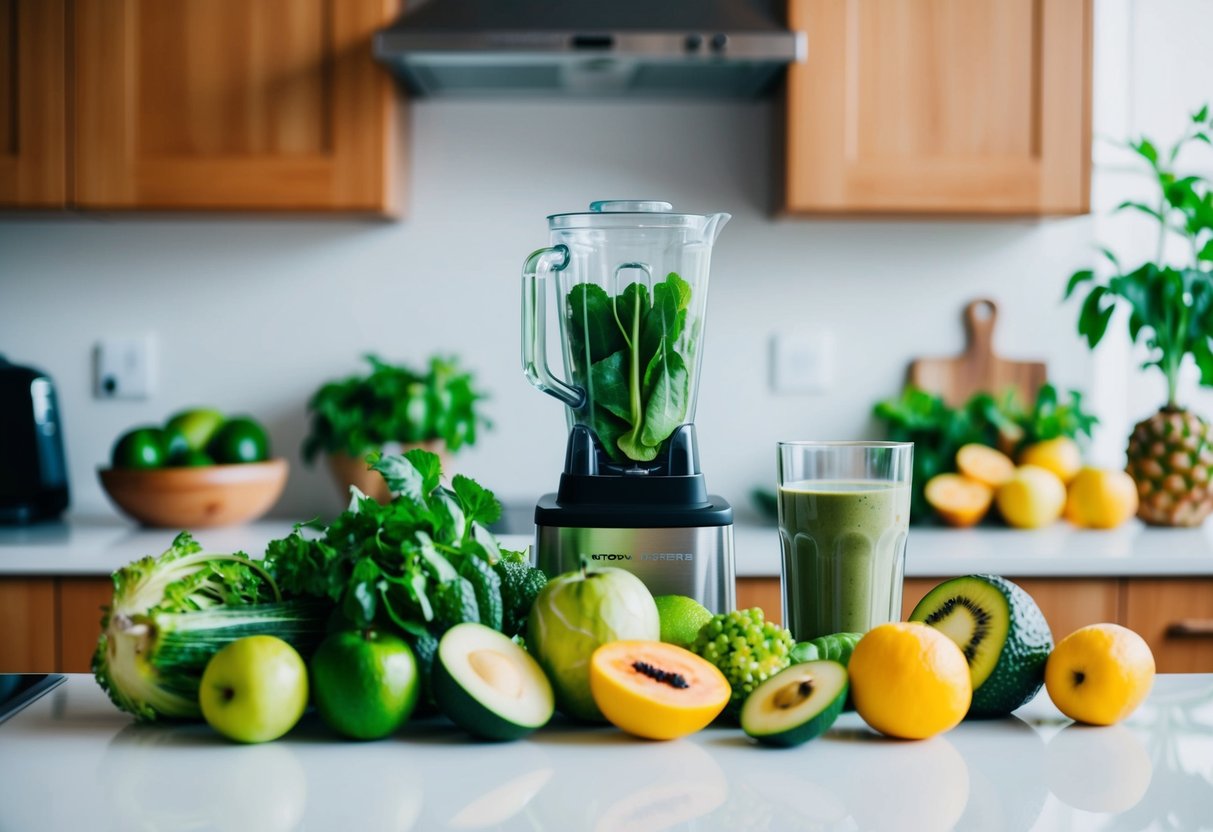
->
<box><xmin>527</xmin><ymin>566</ymin><xmax>659</xmax><ymax>721</ymax></box>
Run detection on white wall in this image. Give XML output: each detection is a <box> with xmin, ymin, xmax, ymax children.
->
<box><xmin>3</xmin><ymin>0</ymin><xmax>1208</xmax><ymax>524</ymax></box>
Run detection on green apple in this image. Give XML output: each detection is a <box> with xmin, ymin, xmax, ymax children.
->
<box><xmin>527</xmin><ymin>566</ymin><xmax>659</xmax><ymax>721</ymax></box>
<box><xmin>200</xmin><ymin>635</ymin><xmax>308</xmax><ymax>744</ymax></box>
<box><xmin>165</xmin><ymin>408</ymin><xmax>226</xmax><ymax>453</ymax></box>
<box><xmin>310</xmin><ymin>629</ymin><xmax>419</xmax><ymax>740</ymax></box>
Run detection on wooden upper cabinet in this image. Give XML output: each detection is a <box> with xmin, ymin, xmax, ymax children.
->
<box><xmin>0</xmin><ymin>0</ymin><xmax>68</xmax><ymax>207</ymax></box>
<box><xmin>784</xmin><ymin>0</ymin><xmax>1092</xmax><ymax>215</ymax></box>
<box><xmin>74</xmin><ymin>0</ymin><xmax>400</xmax><ymax>213</ymax></box>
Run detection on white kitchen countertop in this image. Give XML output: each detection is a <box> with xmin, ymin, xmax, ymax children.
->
<box><xmin>0</xmin><ymin>673</ymin><xmax>1209</xmax><ymax>831</ymax></box>
<box><xmin>4</xmin><ymin>515</ymin><xmax>1213</xmax><ymax>579</ymax></box>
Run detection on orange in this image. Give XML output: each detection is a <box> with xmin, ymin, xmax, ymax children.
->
<box><xmin>1065</xmin><ymin>467</ymin><xmax>1139</xmax><ymax>529</ymax></box>
<box><xmin>1045</xmin><ymin>624</ymin><xmax>1155</xmax><ymax>726</ymax></box>
<box><xmin>924</xmin><ymin>473</ymin><xmax>994</xmax><ymax>527</ymax></box>
<box><xmin>848</xmin><ymin>622</ymin><xmax>972</xmax><ymax>740</ymax></box>
<box><xmin>956</xmin><ymin>444</ymin><xmax>1016</xmax><ymax>488</ymax></box>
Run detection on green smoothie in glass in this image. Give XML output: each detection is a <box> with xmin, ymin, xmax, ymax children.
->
<box><xmin>776</xmin><ymin>442</ymin><xmax>912</xmax><ymax>643</ymax></box>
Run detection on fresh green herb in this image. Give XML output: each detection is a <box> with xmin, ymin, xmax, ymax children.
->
<box><xmin>873</xmin><ymin>385</ymin><xmax>1097</xmax><ymax>523</ymax></box>
<box><xmin>567</xmin><ymin>273</ymin><xmax>694</xmax><ymax>463</ymax></box>
<box><xmin>302</xmin><ymin>355</ymin><xmax>489</xmax><ymax>464</ymax></box>
<box><xmin>1066</xmin><ymin>105</ymin><xmax>1213</xmax><ymax>407</ymax></box>
<box><xmin>93</xmin><ymin>532</ymin><xmax>328</xmax><ymax>722</ymax></box>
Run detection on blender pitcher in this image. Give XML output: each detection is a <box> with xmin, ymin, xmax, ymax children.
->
<box><xmin>521</xmin><ymin>201</ymin><xmax>735</xmax><ymax>612</ymax></box>
<box><xmin>522</xmin><ymin>200</ymin><xmax>729</xmax><ymax>473</ymax></box>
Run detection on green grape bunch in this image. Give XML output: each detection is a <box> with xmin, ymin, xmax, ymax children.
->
<box><xmin>691</xmin><ymin>608</ymin><xmax>795</xmax><ymax>718</ymax></box>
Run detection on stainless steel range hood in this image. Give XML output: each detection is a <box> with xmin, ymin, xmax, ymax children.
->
<box><xmin>373</xmin><ymin>0</ymin><xmax>805</xmax><ymax>98</ymax></box>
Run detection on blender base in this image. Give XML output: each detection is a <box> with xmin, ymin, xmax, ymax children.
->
<box><xmin>534</xmin><ymin>504</ymin><xmax>736</xmax><ymax>614</ymax></box>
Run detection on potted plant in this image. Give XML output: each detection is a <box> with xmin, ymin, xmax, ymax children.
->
<box><xmin>1067</xmin><ymin>105</ymin><xmax>1213</xmax><ymax>525</ymax></box>
<box><xmin>302</xmin><ymin>354</ymin><xmax>488</xmax><ymax>503</ymax></box>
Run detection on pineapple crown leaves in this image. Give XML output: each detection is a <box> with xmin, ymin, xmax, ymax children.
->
<box><xmin>1066</xmin><ymin>104</ymin><xmax>1213</xmax><ymax>408</ymax></box>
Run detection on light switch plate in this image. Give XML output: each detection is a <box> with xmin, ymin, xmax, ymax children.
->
<box><xmin>770</xmin><ymin>331</ymin><xmax>835</xmax><ymax>394</ymax></box>
<box><xmin>94</xmin><ymin>335</ymin><xmax>156</xmax><ymax>400</ymax></box>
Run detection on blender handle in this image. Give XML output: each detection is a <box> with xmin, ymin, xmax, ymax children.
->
<box><xmin>521</xmin><ymin>245</ymin><xmax>585</xmax><ymax>409</ymax></box>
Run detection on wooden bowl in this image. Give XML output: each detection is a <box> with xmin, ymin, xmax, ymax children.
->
<box><xmin>98</xmin><ymin>459</ymin><xmax>288</xmax><ymax>528</ymax></box>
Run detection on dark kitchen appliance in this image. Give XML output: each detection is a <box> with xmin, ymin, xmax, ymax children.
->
<box><xmin>0</xmin><ymin>674</ymin><xmax>66</xmax><ymax>726</ymax></box>
<box><xmin>0</xmin><ymin>356</ymin><xmax>70</xmax><ymax>524</ymax></box>
<box><xmin>521</xmin><ymin>201</ymin><xmax>735</xmax><ymax>612</ymax></box>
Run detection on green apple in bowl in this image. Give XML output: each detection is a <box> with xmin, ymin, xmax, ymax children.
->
<box><xmin>165</xmin><ymin>408</ymin><xmax>226</xmax><ymax>454</ymax></box>
<box><xmin>527</xmin><ymin>566</ymin><xmax>659</xmax><ymax>721</ymax></box>
<box><xmin>199</xmin><ymin>635</ymin><xmax>308</xmax><ymax>743</ymax></box>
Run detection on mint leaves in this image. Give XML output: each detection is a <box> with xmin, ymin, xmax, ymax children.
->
<box><xmin>567</xmin><ymin>273</ymin><xmax>695</xmax><ymax>463</ymax></box>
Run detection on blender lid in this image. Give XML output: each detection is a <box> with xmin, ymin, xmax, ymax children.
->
<box><xmin>548</xmin><ymin>200</ymin><xmax>727</xmax><ymax>229</ymax></box>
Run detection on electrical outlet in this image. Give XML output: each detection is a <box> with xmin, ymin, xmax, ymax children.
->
<box><xmin>94</xmin><ymin>335</ymin><xmax>156</xmax><ymax>400</ymax></box>
<box><xmin>770</xmin><ymin>331</ymin><xmax>835</xmax><ymax>394</ymax></box>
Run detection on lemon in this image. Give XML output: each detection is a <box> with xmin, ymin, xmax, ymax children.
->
<box><xmin>1044</xmin><ymin>623</ymin><xmax>1155</xmax><ymax>726</ymax></box>
<box><xmin>956</xmin><ymin>444</ymin><xmax>1016</xmax><ymax>488</ymax></box>
<box><xmin>995</xmin><ymin>465</ymin><xmax>1067</xmax><ymax>529</ymax></box>
<box><xmin>653</xmin><ymin>594</ymin><xmax>713</xmax><ymax>649</ymax></box>
<box><xmin>1065</xmin><ymin>467</ymin><xmax>1139</xmax><ymax>529</ymax></box>
<box><xmin>849</xmin><ymin>622</ymin><xmax>972</xmax><ymax>740</ymax></box>
<box><xmin>924</xmin><ymin>473</ymin><xmax>994</xmax><ymax>527</ymax></box>
<box><xmin>1019</xmin><ymin>437</ymin><xmax>1083</xmax><ymax>484</ymax></box>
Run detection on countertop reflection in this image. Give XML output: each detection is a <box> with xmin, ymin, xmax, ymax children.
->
<box><xmin>1</xmin><ymin>675</ymin><xmax>1210</xmax><ymax>831</ymax></box>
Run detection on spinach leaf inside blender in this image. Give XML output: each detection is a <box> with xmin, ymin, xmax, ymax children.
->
<box><xmin>568</xmin><ymin>273</ymin><xmax>694</xmax><ymax>464</ymax></box>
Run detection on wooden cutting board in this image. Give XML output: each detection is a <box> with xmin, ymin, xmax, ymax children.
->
<box><xmin>908</xmin><ymin>299</ymin><xmax>1047</xmax><ymax>407</ymax></box>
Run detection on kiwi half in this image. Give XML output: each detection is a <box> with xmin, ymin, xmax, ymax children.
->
<box><xmin>909</xmin><ymin>574</ymin><xmax>1053</xmax><ymax>718</ymax></box>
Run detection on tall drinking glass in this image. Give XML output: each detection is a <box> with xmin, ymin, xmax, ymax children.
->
<box><xmin>777</xmin><ymin>441</ymin><xmax>913</xmax><ymax>642</ymax></box>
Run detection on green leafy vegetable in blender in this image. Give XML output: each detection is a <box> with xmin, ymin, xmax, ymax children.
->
<box><xmin>567</xmin><ymin>272</ymin><xmax>695</xmax><ymax>463</ymax></box>
<box><xmin>92</xmin><ymin>532</ymin><xmax>328</xmax><ymax>722</ymax></box>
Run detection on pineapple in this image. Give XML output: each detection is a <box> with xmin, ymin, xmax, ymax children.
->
<box><xmin>1126</xmin><ymin>408</ymin><xmax>1213</xmax><ymax>526</ymax></box>
<box><xmin>1067</xmin><ymin>104</ymin><xmax>1213</xmax><ymax>526</ymax></box>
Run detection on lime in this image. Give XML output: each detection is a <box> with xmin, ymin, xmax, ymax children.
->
<box><xmin>310</xmin><ymin>629</ymin><xmax>420</xmax><ymax>740</ymax></box>
<box><xmin>654</xmin><ymin>594</ymin><xmax>714</xmax><ymax>649</ymax></box>
<box><xmin>111</xmin><ymin>427</ymin><xmax>169</xmax><ymax>469</ymax></box>
<box><xmin>165</xmin><ymin>408</ymin><xmax>226</xmax><ymax>452</ymax></box>
<box><xmin>207</xmin><ymin>417</ymin><xmax>270</xmax><ymax>464</ymax></box>
<box><xmin>168</xmin><ymin>449</ymin><xmax>215</xmax><ymax>467</ymax></box>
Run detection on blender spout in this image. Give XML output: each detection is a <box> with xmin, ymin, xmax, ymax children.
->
<box><xmin>704</xmin><ymin>213</ymin><xmax>731</xmax><ymax>245</ymax></box>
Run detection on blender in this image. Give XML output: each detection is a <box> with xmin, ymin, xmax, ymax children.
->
<box><xmin>520</xmin><ymin>200</ymin><xmax>735</xmax><ymax>612</ymax></box>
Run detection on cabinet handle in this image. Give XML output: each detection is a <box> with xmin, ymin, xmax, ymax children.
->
<box><xmin>1166</xmin><ymin>620</ymin><xmax>1213</xmax><ymax>638</ymax></box>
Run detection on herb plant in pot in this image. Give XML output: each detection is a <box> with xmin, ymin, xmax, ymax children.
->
<box><xmin>1067</xmin><ymin>105</ymin><xmax>1213</xmax><ymax>526</ymax></box>
<box><xmin>302</xmin><ymin>355</ymin><xmax>488</xmax><ymax>503</ymax></box>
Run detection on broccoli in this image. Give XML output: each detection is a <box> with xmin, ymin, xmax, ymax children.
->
<box><xmin>690</xmin><ymin>607</ymin><xmax>795</xmax><ymax>718</ymax></box>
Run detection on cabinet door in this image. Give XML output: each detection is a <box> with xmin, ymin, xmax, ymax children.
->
<box><xmin>74</xmin><ymin>0</ymin><xmax>399</xmax><ymax>213</ymax></box>
<box><xmin>58</xmin><ymin>578</ymin><xmax>113</xmax><ymax>674</ymax></box>
<box><xmin>0</xmin><ymin>0</ymin><xmax>67</xmax><ymax>207</ymax></box>
<box><xmin>0</xmin><ymin>579</ymin><xmax>56</xmax><ymax>672</ymax></box>
<box><xmin>902</xmin><ymin>577</ymin><xmax>1120</xmax><ymax>643</ymax></box>
<box><xmin>785</xmin><ymin>0</ymin><xmax>1091</xmax><ymax>215</ymax></box>
<box><xmin>1124</xmin><ymin>579</ymin><xmax>1213</xmax><ymax>673</ymax></box>
<box><xmin>736</xmin><ymin>578</ymin><xmax>784</xmax><ymax>624</ymax></box>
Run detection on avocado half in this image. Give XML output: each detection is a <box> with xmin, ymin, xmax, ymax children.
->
<box><xmin>433</xmin><ymin>623</ymin><xmax>555</xmax><ymax>741</ymax></box>
<box><xmin>740</xmin><ymin>660</ymin><xmax>849</xmax><ymax>747</ymax></box>
<box><xmin>910</xmin><ymin>574</ymin><xmax>1053</xmax><ymax>718</ymax></box>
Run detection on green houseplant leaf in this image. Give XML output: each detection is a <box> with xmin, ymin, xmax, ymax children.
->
<box><xmin>302</xmin><ymin>355</ymin><xmax>489</xmax><ymax>463</ymax></box>
<box><xmin>1066</xmin><ymin>104</ymin><xmax>1213</xmax><ymax>408</ymax></box>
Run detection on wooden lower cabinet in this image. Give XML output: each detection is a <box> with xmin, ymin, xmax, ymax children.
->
<box><xmin>57</xmin><ymin>578</ymin><xmax>113</xmax><ymax>674</ymax></box>
<box><xmin>0</xmin><ymin>579</ymin><xmax>56</xmax><ymax>672</ymax></box>
<box><xmin>737</xmin><ymin>575</ymin><xmax>1211</xmax><ymax>673</ymax></box>
<box><xmin>1124</xmin><ymin>579</ymin><xmax>1213</xmax><ymax>674</ymax></box>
